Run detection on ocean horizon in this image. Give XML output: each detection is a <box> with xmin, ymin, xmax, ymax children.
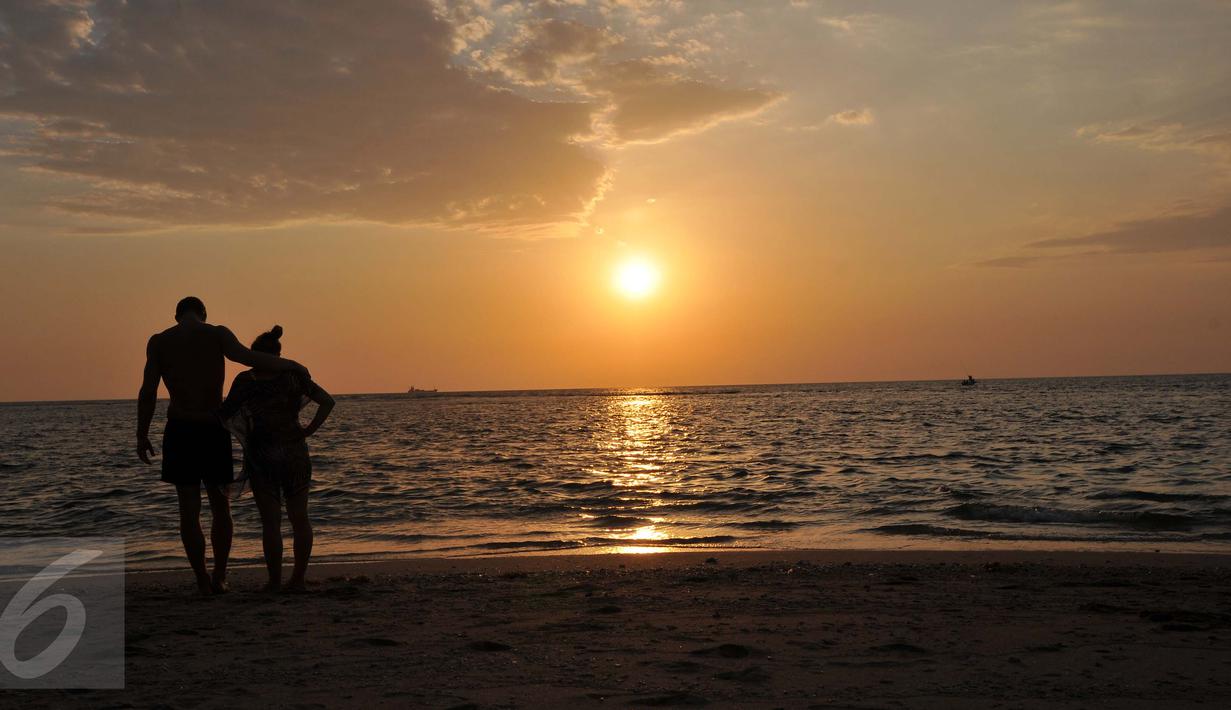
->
<box><xmin>5</xmin><ymin>370</ymin><xmax>1229</xmax><ymax>405</ymax></box>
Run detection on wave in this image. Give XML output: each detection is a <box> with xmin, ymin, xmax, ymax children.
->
<box><xmin>448</xmin><ymin>534</ymin><xmax>742</xmax><ymax>554</ymax></box>
<box><xmin>556</xmin><ymin>480</ymin><xmax>621</xmax><ymax>492</ymax></box>
<box><xmin>871</xmin><ymin>524</ymin><xmax>992</xmax><ymax>538</ymax></box>
<box><xmin>937</xmin><ymin>486</ymin><xmax>991</xmax><ymax>500</ymax></box>
<box><xmin>584</xmin><ymin>535</ymin><xmax>738</xmax><ymax>546</ymax></box>
<box><xmin>866</xmin><ymin>451</ymin><xmax>1006</xmax><ymax>465</ymax></box>
<box><xmin>585</xmin><ymin>515</ymin><xmax>653</xmax><ymax>528</ymax></box>
<box><xmin>726</xmin><ymin>520</ymin><xmax>800</xmax><ymax>530</ymax></box>
<box><xmin>1087</xmin><ymin>489</ymin><xmax>1228</xmax><ymax>503</ymax></box>
<box><xmin>946</xmin><ymin>503</ymin><xmax>1199</xmax><ymax>530</ymax></box>
<box><xmin>466</xmin><ymin>540</ymin><xmax>585</xmax><ymax>551</ymax></box>
<box><xmin>867</xmin><ymin>523</ymin><xmax>1215</xmax><ymax>544</ymax></box>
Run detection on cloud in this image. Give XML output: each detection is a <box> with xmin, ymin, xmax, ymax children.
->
<box><xmin>494</xmin><ymin>18</ymin><xmax>618</xmax><ymax>85</ymax></box>
<box><xmin>973</xmin><ymin>255</ymin><xmax>1049</xmax><ymax>269</ymax></box>
<box><xmin>1030</xmin><ymin>203</ymin><xmax>1231</xmax><ymax>254</ymax></box>
<box><xmin>0</xmin><ymin>0</ymin><xmax>614</xmax><ymax>231</ymax></box>
<box><xmin>814</xmin><ymin>12</ymin><xmax>898</xmax><ymax>47</ymax></box>
<box><xmin>828</xmin><ymin>108</ymin><xmax>875</xmax><ymax>126</ymax></box>
<box><xmin>984</xmin><ymin>96</ymin><xmax>1231</xmax><ymax>267</ymax></box>
<box><xmin>1078</xmin><ymin>121</ymin><xmax>1231</xmax><ymax>160</ymax></box>
<box><xmin>975</xmin><ymin>202</ymin><xmax>1231</xmax><ymax>267</ymax></box>
<box><xmin>468</xmin><ymin>9</ymin><xmax>778</xmax><ymax>146</ymax></box>
<box><xmin>0</xmin><ymin>0</ymin><xmax>776</xmax><ymax>231</ymax></box>
<box><xmin>588</xmin><ymin>61</ymin><xmax>779</xmax><ymax>144</ymax></box>
<box><xmin>1022</xmin><ymin>1</ymin><xmax>1128</xmax><ymax>44</ymax></box>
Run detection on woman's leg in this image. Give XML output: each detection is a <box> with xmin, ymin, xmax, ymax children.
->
<box><xmin>253</xmin><ymin>488</ymin><xmax>284</xmax><ymax>590</ymax></box>
<box><xmin>284</xmin><ymin>490</ymin><xmax>313</xmax><ymax>590</ymax></box>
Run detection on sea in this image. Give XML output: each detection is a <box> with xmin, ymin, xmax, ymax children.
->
<box><xmin>1</xmin><ymin>375</ymin><xmax>1228</xmax><ymax>569</ymax></box>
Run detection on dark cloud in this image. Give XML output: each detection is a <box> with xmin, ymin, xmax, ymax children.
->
<box><xmin>589</xmin><ymin>61</ymin><xmax>779</xmax><ymax>144</ymax></box>
<box><xmin>498</xmin><ymin>18</ymin><xmax>617</xmax><ymax>84</ymax></box>
<box><xmin>974</xmin><ymin>202</ymin><xmax>1231</xmax><ymax>268</ymax></box>
<box><xmin>972</xmin><ymin>255</ymin><xmax>1048</xmax><ymax>268</ymax></box>
<box><xmin>1078</xmin><ymin>107</ymin><xmax>1231</xmax><ymax>162</ymax></box>
<box><xmin>474</xmin><ymin>12</ymin><xmax>780</xmax><ymax>145</ymax></box>
<box><xmin>0</xmin><ymin>0</ymin><xmax>780</xmax><ymax>230</ymax></box>
<box><xmin>0</xmin><ymin>0</ymin><xmax>606</xmax><ymax>229</ymax></box>
<box><xmin>1031</xmin><ymin>203</ymin><xmax>1231</xmax><ymax>254</ymax></box>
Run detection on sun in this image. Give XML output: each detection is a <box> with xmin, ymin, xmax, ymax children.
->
<box><xmin>613</xmin><ymin>258</ymin><xmax>661</xmax><ymax>300</ymax></box>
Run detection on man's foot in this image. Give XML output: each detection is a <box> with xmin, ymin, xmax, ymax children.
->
<box><xmin>283</xmin><ymin>578</ymin><xmax>308</xmax><ymax>593</ymax></box>
<box><xmin>195</xmin><ymin>575</ymin><xmax>215</xmax><ymax>597</ymax></box>
<box><xmin>211</xmin><ymin>571</ymin><xmax>229</xmax><ymax>595</ymax></box>
<box><xmin>261</xmin><ymin>580</ymin><xmax>282</xmax><ymax>593</ymax></box>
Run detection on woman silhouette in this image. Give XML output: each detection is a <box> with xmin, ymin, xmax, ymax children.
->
<box><xmin>218</xmin><ymin>325</ymin><xmax>334</xmax><ymax>591</ymax></box>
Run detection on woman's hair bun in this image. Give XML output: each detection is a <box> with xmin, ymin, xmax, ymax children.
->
<box><xmin>251</xmin><ymin>325</ymin><xmax>284</xmax><ymax>355</ymax></box>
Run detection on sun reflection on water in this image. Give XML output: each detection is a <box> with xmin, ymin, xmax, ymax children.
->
<box><xmin>585</xmin><ymin>394</ymin><xmax>687</xmax><ymax>552</ymax></box>
<box><xmin>599</xmin><ymin>394</ymin><xmax>676</xmax><ymax>487</ymax></box>
<box><xmin>628</xmin><ymin>524</ymin><xmax>667</xmax><ymax>540</ymax></box>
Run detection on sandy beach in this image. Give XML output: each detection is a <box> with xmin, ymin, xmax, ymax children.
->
<box><xmin>13</xmin><ymin>549</ymin><xmax>1231</xmax><ymax>709</ymax></box>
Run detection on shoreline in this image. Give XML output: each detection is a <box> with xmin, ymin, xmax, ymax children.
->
<box><xmin>116</xmin><ymin>536</ymin><xmax>1231</xmax><ymax>575</ymax></box>
<box><xmin>125</xmin><ymin>547</ymin><xmax>1231</xmax><ymax>584</ymax></box>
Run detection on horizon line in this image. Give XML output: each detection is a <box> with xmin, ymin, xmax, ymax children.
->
<box><xmin>3</xmin><ymin>370</ymin><xmax>1227</xmax><ymax>406</ymax></box>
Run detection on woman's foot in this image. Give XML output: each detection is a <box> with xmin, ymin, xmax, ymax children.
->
<box><xmin>261</xmin><ymin>580</ymin><xmax>282</xmax><ymax>593</ymax></box>
<box><xmin>284</xmin><ymin>577</ymin><xmax>307</xmax><ymax>593</ymax></box>
<box><xmin>210</xmin><ymin>577</ymin><xmax>230</xmax><ymax>595</ymax></box>
<box><xmin>194</xmin><ymin>574</ymin><xmax>215</xmax><ymax>597</ymax></box>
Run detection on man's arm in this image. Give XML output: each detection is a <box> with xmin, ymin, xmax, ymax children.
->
<box><xmin>216</xmin><ymin>326</ymin><xmax>310</xmax><ymax>377</ymax></box>
<box><xmin>136</xmin><ymin>335</ymin><xmax>160</xmax><ymax>464</ymax></box>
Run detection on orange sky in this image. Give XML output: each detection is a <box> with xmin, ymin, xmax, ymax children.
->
<box><xmin>1</xmin><ymin>1</ymin><xmax>1229</xmax><ymax>401</ymax></box>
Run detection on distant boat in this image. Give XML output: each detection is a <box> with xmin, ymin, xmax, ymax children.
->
<box><xmin>406</xmin><ymin>386</ymin><xmax>440</xmax><ymax>396</ymax></box>
<box><xmin>961</xmin><ymin>375</ymin><xmax>978</xmax><ymax>387</ymax></box>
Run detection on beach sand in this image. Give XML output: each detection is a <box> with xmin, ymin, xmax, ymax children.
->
<box><xmin>20</xmin><ymin>550</ymin><xmax>1231</xmax><ymax>708</ymax></box>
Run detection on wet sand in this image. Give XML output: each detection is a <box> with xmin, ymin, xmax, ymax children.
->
<box><xmin>22</xmin><ymin>550</ymin><xmax>1231</xmax><ymax>708</ymax></box>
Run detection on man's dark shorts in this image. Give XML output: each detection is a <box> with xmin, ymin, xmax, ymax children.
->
<box><xmin>161</xmin><ymin>419</ymin><xmax>234</xmax><ymax>488</ymax></box>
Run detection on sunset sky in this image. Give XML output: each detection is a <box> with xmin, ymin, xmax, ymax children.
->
<box><xmin>2</xmin><ymin>0</ymin><xmax>1229</xmax><ymax>401</ymax></box>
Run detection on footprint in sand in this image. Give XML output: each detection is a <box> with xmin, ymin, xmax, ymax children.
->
<box><xmin>689</xmin><ymin>643</ymin><xmax>754</xmax><ymax>659</ymax></box>
<box><xmin>868</xmin><ymin>643</ymin><xmax>930</xmax><ymax>655</ymax></box>
<box><xmin>588</xmin><ymin>604</ymin><xmax>623</xmax><ymax>614</ymax></box>
<box><xmin>343</xmin><ymin>637</ymin><xmax>401</xmax><ymax>647</ymax></box>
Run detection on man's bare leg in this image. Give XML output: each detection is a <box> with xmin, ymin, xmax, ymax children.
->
<box><xmin>253</xmin><ymin>490</ymin><xmax>283</xmax><ymax>591</ymax></box>
<box><xmin>205</xmin><ymin>485</ymin><xmax>233</xmax><ymax>593</ymax></box>
<box><xmin>175</xmin><ymin>484</ymin><xmax>212</xmax><ymax>595</ymax></box>
<box><xmin>285</xmin><ymin>491</ymin><xmax>313</xmax><ymax>591</ymax></box>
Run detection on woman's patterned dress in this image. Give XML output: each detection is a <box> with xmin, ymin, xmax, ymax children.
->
<box><xmin>218</xmin><ymin>370</ymin><xmax>316</xmax><ymax>501</ymax></box>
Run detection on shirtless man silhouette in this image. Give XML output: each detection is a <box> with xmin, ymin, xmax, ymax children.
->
<box><xmin>137</xmin><ymin>296</ymin><xmax>309</xmax><ymax>595</ymax></box>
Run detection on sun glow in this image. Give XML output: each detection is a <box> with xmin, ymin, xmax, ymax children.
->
<box><xmin>613</xmin><ymin>257</ymin><xmax>660</xmax><ymax>300</ymax></box>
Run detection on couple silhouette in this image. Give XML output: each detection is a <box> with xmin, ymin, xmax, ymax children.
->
<box><xmin>136</xmin><ymin>297</ymin><xmax>335</xmax><ymax>595</ymax></box>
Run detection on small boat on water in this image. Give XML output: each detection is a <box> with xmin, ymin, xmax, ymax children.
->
<box><xmin>961</xmin><ymin>375</ymin><xmax>978</xmax><ymax>387</ymax></box>
<box><xmin>407</xmin><ymin>386</ymin><xmax>440</xmax><ymax>397</ymax></box>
